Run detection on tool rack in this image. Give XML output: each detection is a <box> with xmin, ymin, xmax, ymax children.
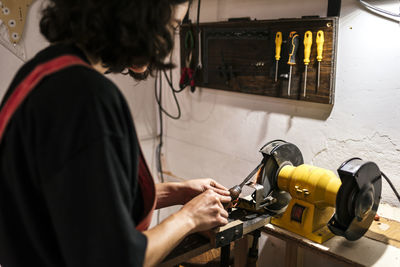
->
<box><xmin>180</xmin><ymin>17</ymin><xmax>338</xmax><ymax>105</ymax></box>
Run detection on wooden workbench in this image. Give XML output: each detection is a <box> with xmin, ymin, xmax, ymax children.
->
<box><xmin>160</xmin><ymin>211</ymin><xmax>271</xmax><ymax>267</ymax></box>
<box><xmin>160</xmin><ymin>213</ymin><xmax>400</xmax><ymax>267</ymax></box>
<box><xmin>262</xmin><ymin>218</ymin><xmax>400</xmax><ymax>267</ymax></box>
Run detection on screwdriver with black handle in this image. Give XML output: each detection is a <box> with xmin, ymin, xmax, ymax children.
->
<box><xmin>287</xmin><ymin>31</ymin><xmax>300</xmax><ymax>96</ymax></box>
<box><xmin>274</xmin><ymin>31</ymin><xmax>282</xmax><ymax>82</ymax></box>
<box><xmin>303</xmin><ymin>31</ymin><xmax>313</xmax><ymax>97</ymax></box>
<box><xmin>316</xmin><ymin>30</ymin><xmax>324</xmax><ymax>91</ymax></box>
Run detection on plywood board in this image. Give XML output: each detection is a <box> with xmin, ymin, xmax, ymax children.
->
<box><xmin>365</xmin><ymin>217</ymin><xmax>400</xmax><ymax>249</ymax></box>
<box><xmin>263</xmin><ymin>223</ymin><xmax>400</xmax><ymax>267</ymax></box>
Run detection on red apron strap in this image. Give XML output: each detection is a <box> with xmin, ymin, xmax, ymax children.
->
<box><xmin>135</xmin><ymin>148</ymin><xmax>156</xmax><ymax>231</ymax></box>
<box><xmin>0</xmin><ymin>54</ymin><xmax>156</xmax><ymax>232</ymax></box>
<box><xmin>0</xmin><ymin>55</ymin><xmax>90</xmax><ymax>143</ymax></box>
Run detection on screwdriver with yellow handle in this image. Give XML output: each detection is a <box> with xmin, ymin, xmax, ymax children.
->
<box><xmin>316</xmin><ymin>30</ymin><xmax>324</xmax><ymax>90</ymax></box>
<box><xmin>274</xmin><ymin>31</ymin><xmax>282</xmax><ymax>82</ymax></box>
<box><xmin>303</xmin><ymin>31</ymin><xmax>312</xmax><ymax>97</ymax></box>
<box><xmin>287</xmin><ymin>31</ymin><xmax>299</xmax><ymax>96</ymax></box>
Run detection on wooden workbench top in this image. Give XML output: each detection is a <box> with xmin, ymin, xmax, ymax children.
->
<box><xmin>263</xmin><ymin>220</ymin><xmax>400</xmax><ymax>267</ymax></box>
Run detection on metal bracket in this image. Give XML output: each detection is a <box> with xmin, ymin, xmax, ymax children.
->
<box><xmin>328</xmin><ymin>0</ymin><xmax>342</xmax><ymax>17</ymax></box>
<box><xmin>215</xmin><ymin>221</ymin><xmax>243</xmax><ymax>247</ymax></box>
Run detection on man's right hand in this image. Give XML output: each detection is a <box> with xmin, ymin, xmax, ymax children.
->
<box><xmin>179</xmin><ymin>189</ymin><xmax>231</xmax><ymax>233</ymax></box>
<box><xmin>143</xmin><ymin>189</ymin><xmax>231</xmax><ymax>266</ymax></box>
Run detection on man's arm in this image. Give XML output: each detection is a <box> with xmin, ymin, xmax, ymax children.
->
<box><xmin>144</xmin><ymin>189</ymin><xmax>230</xmax><ymax>267</ymax></box>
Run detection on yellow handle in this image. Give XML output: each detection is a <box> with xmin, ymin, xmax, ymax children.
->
<box><xmin>275</xmin><ymin>31</ymin><xmax>282</xmax><ymax>61</ymax></box>
<box><xmin>303</xmin><ymin>31</ymin><xmax>312</xmax><ymax>65</ymax></box>
<box><xmin>316</xmin><ymin>30</ymin><xmax>324</xmax><ymax>62</ymax></box>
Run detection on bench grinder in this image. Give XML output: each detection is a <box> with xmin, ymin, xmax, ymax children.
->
<box><xmin>230</xmin><ymin>140</ymin><xmax>382</xmax><ymax>243</ymax></box>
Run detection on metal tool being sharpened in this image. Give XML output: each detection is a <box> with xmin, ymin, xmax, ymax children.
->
<box><xmin>228</xmin><ymin>140</ymin><xmax>382</xmax><ymax>243</ymax></box>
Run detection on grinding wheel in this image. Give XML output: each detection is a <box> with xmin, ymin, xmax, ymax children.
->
<box><xmin>328</xmin><ymin>158</ymin><xmax>382</xmax><ymax>241</ymax></box>
<box><xmin>256</xmin><ymin>140</ymin><xmax>304</xmax><ymax>213</ymax></box>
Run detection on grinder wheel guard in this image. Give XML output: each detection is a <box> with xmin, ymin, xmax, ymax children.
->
<box><xmin>253</xmin><ymin>140</ymin><xmax>382</xmax><ymax>241</ymax></box>
<box><xmin>257</xmin><ymin>140</ymin><xmax>304</xmax><ymax>213</ymax></box>
<box><xmin>328</xmin><ymin>158</ymin><xmax>382</xmax><ymax>240</ymax></box>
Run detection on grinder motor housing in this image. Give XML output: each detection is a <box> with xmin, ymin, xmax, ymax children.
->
<box><xmin>238</xmin><ymin>140</ymin><xmax>382</xmax><ymax>243</ymax></box>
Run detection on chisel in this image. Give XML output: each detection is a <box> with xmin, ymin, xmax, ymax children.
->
<box><xmin>287</xmin><ymin>31</ymin><xmax>299</xmax><ymax>96</ymax></box>
<box><xmin>274</xmin><ymin>31</ymin><xmax>282</xmax><ymax>82</ymax></box>
<box><xmin>303</xmin><ymin>31</ymin><xmax>313</xmax><ymax>97</ymax></box>
<box><xmin>316</xmin><ymin>30</ymin><xmax>324</xmax><ymax>91</ymax></box>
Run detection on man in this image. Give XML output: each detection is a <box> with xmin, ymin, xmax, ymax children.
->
<box><xmin>0</xmin><ymin>0</ymin><xmax>230</xmax><ymax>266</ymax></box>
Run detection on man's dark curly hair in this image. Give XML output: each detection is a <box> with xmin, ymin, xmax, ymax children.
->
<box><xmin>40</xmin><ymin>0</ymin><xmax>190</xmax><ymax>79</ymax></box>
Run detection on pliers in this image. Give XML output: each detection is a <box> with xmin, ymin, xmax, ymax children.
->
<box><xmin>179</xmin><ymin>29</ymin><xmax>196</xmax><ymax>92</ymax></box>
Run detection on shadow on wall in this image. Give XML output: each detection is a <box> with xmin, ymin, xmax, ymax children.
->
<box><xmin>196</xmin><ymin>87</ymin><xmax>333</xmax><ymax>121</ymax></box>
<box><xmin>259</xmin><ymin>232</ymin><xmax>390</xmax><ymax>267</ymax></box>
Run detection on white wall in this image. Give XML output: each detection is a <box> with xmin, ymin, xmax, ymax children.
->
<box><xmin>0</xmin><ymin>0</ymin><xmax>399</xmax><ymax>266</ymax></box>
<box><xmin>161</xmin><ymin>0</ymin><xmax>400</xmax><ymax>206</ymax></box>
<box><xmin>160</xmin><ymin>0</ymin><xmax>400</xmax><ymax>265</ymax></box>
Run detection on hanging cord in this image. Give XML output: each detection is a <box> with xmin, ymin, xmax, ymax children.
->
<box><xmin>163</xmin><ymin>69</ymin><xmax>185</xmax><ymax>93</ymax></box>
<box><xmin>358</xmin><ymin>0</ymin><xmax>400</xmax><ymax>22</ymax></box>
<box><xmin>155</xmin><ymin>71</ymin><xmax>165</xmax><ymax>181</ymax></box>
<box><xmin>155</xmin><ymin>70</ymin><xmax>163</xmax><ymax>224</ymax></box>
<box><xmin>154</xmin><ymin>67</ymin><xmax>182</xmax><ymax>182</ymax></box>
<box><xmin>155</xmin><ymin>0</ymin><xmax>202</xmax><ymax>188</ymax></box>
<box><xmin>154</xmin><ymin>69</ymin><xmax>183</xmax><ymax>224</ymax></box>
<box><xmin>155</xmin><ymin>1</ymin><xmax>202</xmax><ymax>224</ymax></box>
<box><xmin>155</xmin><ymin>68</ymin><xmax>182</xmax><ymax>120</ymax></box>
<box><xmin>381</xmin><ymin>172</ymin><xmax>400</xmax><ymax>204</ymax></box>
<box><xmin>155</xmin><ymin>0</ymin><xmax>203</xmax><ymax>176</ymax></box>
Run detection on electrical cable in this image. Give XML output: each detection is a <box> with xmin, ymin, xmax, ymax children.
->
<box><xmin>155</xmin><ymin>70</ymin><xmax>163</xmax><ymax>225</ymax></box>
<box><xmin>155</xmin><ymin>1</ymin><xmax>202</xmax><ymax>224</ymax></box>
<box><xmin>179</xmin><ymin>0</ymin><xmax>202</xmax><ymax>89</ymax></box>
<box><xmin>163</xmin><ymin>69</ymin><xmax>185</xmax><ymax>93</ymax></box>
<box><xmin>155</xmin><ymin>75</ymin><xmax>182</xmax><ymax>120</ymax></box>
<box><xmin>381</xmin><ymin>171</ymin><xmax>400</xmax><ymax>204</ymax></box>
<box><xmin>358</xmin><ymin>0</ymin><xmax>400</xmax><ymax>22</ymax></box>
<box><xmin>155</xmin><ymin>70</ymin><xmax>165</xmax><ymax>182</ymax></box>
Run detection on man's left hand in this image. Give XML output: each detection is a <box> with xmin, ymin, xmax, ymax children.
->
<box><xmin>181</xmin><ymin>178</ymin><xmax>230</xmax><ymax>204</ymax></box>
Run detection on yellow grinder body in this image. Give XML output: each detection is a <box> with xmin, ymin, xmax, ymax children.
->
<box><xmin>278</xmin><ymin>164</ymin><xmax>341</xmax><ymax>207</ymax></box>
<box><xmin>272</xmin><ymin>164</ymin><xmax>342</xmax><ymax>243</ymax></box>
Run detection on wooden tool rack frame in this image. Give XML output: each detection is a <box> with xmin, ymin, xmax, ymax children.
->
<box><xmin>180</xmin><ymin>17</ymin><xmax>339</xmax><ymax>105</ymax></box>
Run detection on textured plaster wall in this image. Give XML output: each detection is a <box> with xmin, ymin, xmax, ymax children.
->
<box><xmin>160</xmin><ymin>0</ymin><xmax>400</xmax><ymax>208</ymax></box>
<box><xmin>0</xmin><ymin>0</ymin><xmax>399</xmax><ymax>266</ymax></box>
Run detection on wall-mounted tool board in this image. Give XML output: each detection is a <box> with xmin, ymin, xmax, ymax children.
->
<box><xmin>180</xmin><ymin>17</ymin><xmax>338</xmax><ymax>105</ymax></box>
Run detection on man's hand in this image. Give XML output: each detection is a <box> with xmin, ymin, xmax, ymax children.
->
<box><xmin>180</xmin><ymin>189</ymin><xmax>231</xmax><ymax>233</ymax></box>
<box><xmin>155</xmin><ymin>179</ymin><xmax>231</xmax><ymax>209</ymax></box>
<box><xmin>181</xmin><ymin>178</ymin><xmax>230</xmax><ymax>204</ymax></box>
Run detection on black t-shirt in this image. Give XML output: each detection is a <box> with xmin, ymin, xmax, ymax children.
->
<box><xmin>0</xmin><ymin>44</ymin><xmax>147</xmax><ymax>267</ymax></box>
